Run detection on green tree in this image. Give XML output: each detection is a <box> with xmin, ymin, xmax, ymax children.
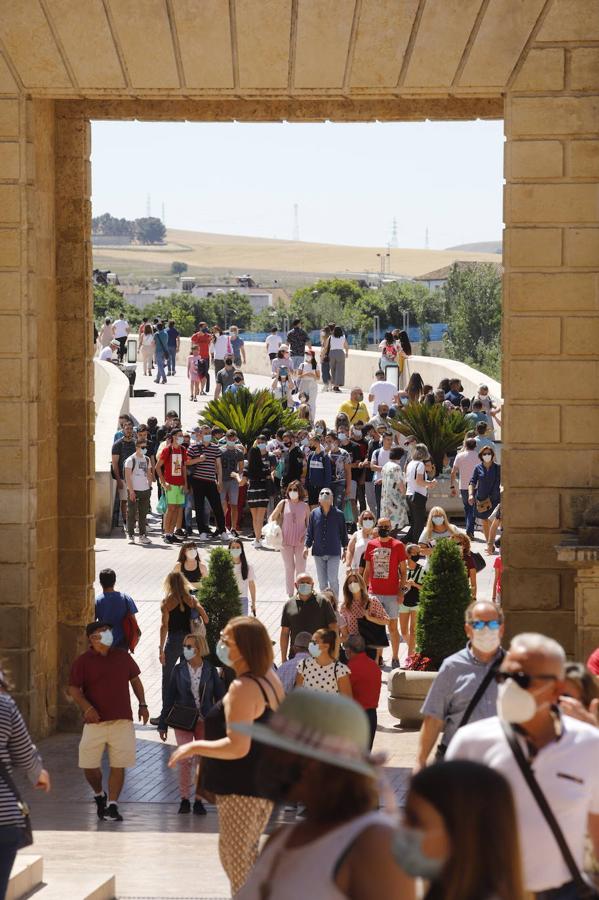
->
<box><xmin>212</xmin><ymin>291</ymin><xmax>254</xmax><ymax>330</ymax></box>
<box><xmin>92</xmin><ymin>212</ymin><xmax>134</xmax><ymax>237</ymax></box>
<box><xmin>389</xmin><ymin>402</ymin><xmax>468</xmax><ymax>476</ymax></box>
<box><xmin>170</xmin><ymin>305</ymin><xmax>195</xmax><ymax>336</ymax></box>
<box><xmin>413</xmin><ymin>539</ymin><xmax>471</xmax><ymax>671</ymax></box>
<box><xmin>200</xmin><ymin>388</ymin><xmax>308</xmax><ymax>447</ymax></box>
<box><xmin>135</xmin><ymin>216</ymin><xmax>166</xmax><ymax>244</ymax></box>
<box><xmin>170</xmin><ymin>261</ymin><xmax>188</xmax><ymax>275</ymax></box>
<box><xmin>93</xmin><ymin>284</ymin><xmax>142</xmax><ymax>328</ymax></box>
<box><xmin>196</xmin><ymin>547</ymin><xmax>242</xmax><ymax>664</ymax></box>
<box><xmin>442</xmin><ymin>263</ymin><xmax>502</xmax><ymax>379</ymax></box>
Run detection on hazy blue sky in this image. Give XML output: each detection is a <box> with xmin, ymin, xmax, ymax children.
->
<box><xmin>91</xmin><ymin>120</ymin><xmax>504</xmax><ymax>250</ymax></box>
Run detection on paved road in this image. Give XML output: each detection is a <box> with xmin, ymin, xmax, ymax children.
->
<box><xmin>20</xmin><ymin>361</ymin><xmax>495</xmax><ymax>898</ymax></box>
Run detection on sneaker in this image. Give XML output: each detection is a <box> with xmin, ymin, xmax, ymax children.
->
<box><xmin>185</xmin><ymin>527</ymin><xmax>193</xmax><ymax>536</ymax></box>
<box><xmin>219</xmin><ymin>529</ymin><xmax>235</xmax><ymax>541</ymax></box>
<box><xmin>391</xmin><ymin>657</ymin><xmax>400</xmax><ymax>669</ymax></box>
<box><xmin>198</xmin><ymin>532</ymin><xmax>211</xmax><ymax>542</ymax></box>
<box><xmin>174</xmin><ymin>528</ymin><xmax>186</xmax><ymax>537</ymax></box>
<box><xmin>94</xmin><ymin>792</ymin><xmax>107</xmax><ymax>820</ymax></box>
<box><xmin>163</xmin><ymin>533</ymin><xmax>175</xmax><ymax>544</ymax></box>
<box><xmin>127</xmin><ymin>535</ymin><xmax>135</xmax><ymax>544</ymax></box>
<box><xmin>105</xmin><ymin>803</ymin><xmax>123</xmax><ymax>822</ymax></box>
<box><xmin>252</xmin><ymin>539</ymin><xmax>263</xmax><ymax>549</ymax></box>
<box><xmin>178</xmin><ymin>798</ymin><xmax>191</xmax><ymax>814</ymax></box>
<box><xmin>192</xmin><ymin>799</ymin><xmax>207</xmax><ymax>816</ymax></box>
<box><xmin>138</xmin><ymin>535</ymin><xmax>151</xmax><ymax>545</ymax></box>
<box><xmin>172</xmin><ymin>533</ymin><xmax>184</xmax><ymax>543</ymax></box>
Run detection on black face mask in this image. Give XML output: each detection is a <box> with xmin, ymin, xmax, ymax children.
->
<box><xmin>378</xmin><ymin>526</ymin><xmax>390</xmax><ymax>538</ymax></box>
<box><xmin>254</xmin><ymin>755</ymin><xmax>303</xmax><ymax>803</ymax></box>
<box><xmin>410</xmin><ymin>554</ymin><xmax>421</xmax><ymax>562</ymax></box>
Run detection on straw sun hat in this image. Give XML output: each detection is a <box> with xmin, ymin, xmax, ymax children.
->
<box><xmin>232</xmin><ymin>689</ymin><xmax>378</xmax><ymax>778</ymax></box>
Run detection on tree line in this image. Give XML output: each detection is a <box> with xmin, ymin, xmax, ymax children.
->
<box><xmin>92</xmin><ymin>212</ymin><xmax>166</xmax><ymax>245</ymax></box>
<box><xmin>94</xmin><ymin>263</ymin><xmax>502</xmax><ymax>379</ymax></box>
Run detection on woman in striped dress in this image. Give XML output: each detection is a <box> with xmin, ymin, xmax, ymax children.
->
<box><xmin>0</xmin><ymin>668</ymin><xmax>51</xmax><ymax>896</ymax></box>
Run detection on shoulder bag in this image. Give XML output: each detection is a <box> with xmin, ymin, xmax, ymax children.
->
<box><xmin>501</xmin><ymin>720</ymin><xmax>598</xmax><ymax>899</ymax></box>
<box><xmin>166</xmin><ymin>682</ymin><xmax>206</xmax><ymax>732</ymax></box>
<box><xmin>470</xmin><ymin>551</ymin><xmax>486</xmax><ymax>573</ymax></box>
<box><xmin>435</xmin><ymin>650</ymin><xmax>505</xmax><ymax>760</ymax></box>
<box><xmin>122</xmin><ymin>593</ymin><xmax>141</xmax><ymax>653</ymax></box>
<box><xmin>0</xmin><ymin>759</ymin><xmax>33</xmax><ymax>848</ymax></box>
<box><xmin>475</xmin><ymin>465</ymin><xmax>499</xmax><ymax>514</ymax></box>
<box><xmin>358</xmin><ymin>614</ymin><xmax>389</xmax><ymax>649</ymax></box>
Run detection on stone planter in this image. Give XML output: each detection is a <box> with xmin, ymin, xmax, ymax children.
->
<box><xmin>427</xmin><ymin>471</ymin><xmax>464</xmax><ymax>517</ymax></box>
<box><xmin>388</xmin><ymin>669</ymin><xmax>438</xmax><ymax>727</ymax></box>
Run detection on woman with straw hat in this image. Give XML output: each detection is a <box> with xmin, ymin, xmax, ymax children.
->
<box><xmin>233</xmin><ymin>690</ymin><xmax>415</xmax><ymax>899</ymax></box>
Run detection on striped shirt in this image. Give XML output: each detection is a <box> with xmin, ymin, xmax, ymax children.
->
<box><xmin>0</xmin><ymin>693</ymin><xmax>43</xmax><ymax>827</ymax></box>
<box><xmin>187</xmin><ymin>442</ymin><xmax>221</xmax><ymax>482</ymax></box>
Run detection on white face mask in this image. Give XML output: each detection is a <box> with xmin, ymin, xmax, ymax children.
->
<box><xmin>230</xmin><ymin>547</ymin><xmax>242</xmax><ymax>559</ymax></box>
<box><xmin>362</xmin><ymin>519</ymin><xmax>374</xmax><ymax>530</ymax></box>
<box><xmin>348</xmin><ymin>582</ymin><xmax>361</xmax><ymax>594</ymax></box>
<box><xmin>288</xmin><ymin>491</ymin><xmax>299</xmax><ymax>500</ymax></box>
<box><xmin>98</xmin><ymin>630</ymin><xmax>113</xmax><ymax>648</ymax></box>
<box><xmin>481</xmin><ymin>453</ymin><xmax>493</xmax><ymax>462</ymax></box>
<box><xmin>497</xmin><ymin>678</ymin><xmax>538</xmax><ymax>724</ymax></box>
<box><xmin>432</xmin><ymin>516</ymin><xmax>445</xmax><ymax>526</ymax></box>
<box><xmin>185</xmin><ymin>550</ymin><xmax>197</xmax><ymax>562</ymax></box>
<box><xmin>471</xmin><ymin>629</ymin><xmax>501</xmax><ymax>654</ymax></box>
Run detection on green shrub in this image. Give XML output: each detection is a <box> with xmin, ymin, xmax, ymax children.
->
<box><xmin>196</xmin><ymin>546</ymin><xmax>242</xmax><ymax>665</ymax></box>
<box><xmin>390</xmin><ymin>402</ymin><xmax>468</xmax><ymax>476</ymax></box>
<box><xmin>199</xmin><ymin>387</ymin><xmax>309</xmax><ymax>448</ymax></box>
<box><xmin>412</xmin><ymin>539</ymin><xmax>471</xmax><ymax>671</ymax></box>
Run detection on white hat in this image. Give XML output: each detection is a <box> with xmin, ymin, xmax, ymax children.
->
<box><xmin>232</xmin><ymin>689</ymin><xmax>377</xmax><ymax>778</ymax></box>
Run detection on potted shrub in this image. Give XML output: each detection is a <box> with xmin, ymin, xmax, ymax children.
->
<box><xmin>196</xmin><ymin>546</ymin><xmax>242</xmax><ymax>665</ymax></box>
<box><xmin>388</xmin><ymin>539</ymin><xmax>471</xmax><ymax>726</ymax></box>
<box><xmin>199</xmin><ymin>387</ymin><xmax>309</xmax><ymax>448</ymax></box>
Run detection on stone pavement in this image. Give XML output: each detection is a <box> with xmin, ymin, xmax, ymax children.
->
<box><xmin>19</xmin><ymin>361</ymin><xmax>496</xmax><ymax>898</ymax></box>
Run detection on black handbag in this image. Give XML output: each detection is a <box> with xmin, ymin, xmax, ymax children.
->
<box><xmin>502</xmin><ymin>720</ymin><xmax>599</xmax><ymax>899</ymax></box>
<box><xmin>358</xmin><ymin>616</ymin><xmax>389</xmax><ymax>648</ymax></box>
<box><xmin>0</xmin><ymin>759</ymin><xmax>34</xmax><ymax>848</ymax></box>
<box><xmin>165</xmin><ymin>704</ymin><xmax>199</xmax><ymax>732</ymax></box>
<box><xmin>470</xmin><ymin>551</ymin><xmax>486</xmax><ymax>573</ymax></box>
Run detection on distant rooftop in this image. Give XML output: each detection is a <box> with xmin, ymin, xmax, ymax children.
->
<box><xmin>413</xmin><ymin>260</ymin><xmax>503</xmax><ymax>282</ymax></box>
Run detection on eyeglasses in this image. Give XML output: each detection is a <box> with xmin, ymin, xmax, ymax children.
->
<box><xmin>494</xmin><ymin>671</ymin><xmax>558</xmax><ymax>689</ymax></box>
<box><xmin>468</xmin><ymin>619</ymin><xmax>502</xmax><ymax>631</ymax></box>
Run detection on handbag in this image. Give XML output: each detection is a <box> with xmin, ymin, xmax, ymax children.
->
<box><xmin>358</xmin><ymin>615</ymin><xmax>389</xmax><ymax>648</ymax></box>
<box><xmin>435</xmin><ymin>650</ymin><xmax>504</xmax><ymax>760</ymax></box>
<box><xmin>262</xmin><ymin>521</ymin><xmax>283</xmax><ymax>550</ymax></box>
<box><xmin>501</xmin><ymin>720</ymin><xmax>599</xmax><ymax>899</ymax></box>
<box><xmin>165</xmin><ymin>703</ymin><xmax>199</xmax><ymax>731</ymax></box>
<box><xmin>476</xmin><ymin>497</ymin><xmax>492</xmax><ymax>514</ymax></box>
<box><xmin>470</xmin><ymin>551</ymin><xmax>486</xmax><ymax>573</ymax></box>
<box><xmin>0</xmin><ymin>759</ymin><xmax>34</xmax><ymax>848</ymax></box>
<box><xmin>123</xmin><ymin>612</ymin><xmax>141</xmax><ymax>652</ymax></box>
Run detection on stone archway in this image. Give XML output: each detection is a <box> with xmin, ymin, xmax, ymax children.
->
<box><xmin>0</xmin><ymin>0</ymin><xmax>597</xmax><ymax>733</ymax></box>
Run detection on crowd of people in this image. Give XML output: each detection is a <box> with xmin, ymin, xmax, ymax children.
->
<box><xmin>2</xmin><ymin>316</ymin><xmax>598</xmax><ymax>899</ymax></box>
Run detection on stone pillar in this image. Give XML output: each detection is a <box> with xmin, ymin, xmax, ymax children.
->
<box><xmin>503</xmin><ymin>35</ymin><xmax>599</xmax><ymax>654</ymax></box>
<box><xmin>54</xmin><ymin>107</ymin><xmax>95</xmax><ymax>729</ymax></box>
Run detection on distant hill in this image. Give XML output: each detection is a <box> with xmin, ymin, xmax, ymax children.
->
<box><xmin>93</xmin><ymin>228</ymin><xmax>502</xmax><ymax>280</ymax></box>
<box><xmin>445</xmin><ymin>241</ymin><xmax>502</xmax><ymax>254</ymax></box>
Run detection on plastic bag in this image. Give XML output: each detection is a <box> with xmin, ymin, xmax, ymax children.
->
<box><xmin>344</xmin><ymin>499</ymin><xmax>355</xmax><ymax>525</ymax></box>
<box><xmin>157</xmin><ymin>493</ymin><xmax>168</xmax><ymax>515</ymax></box>
<box><xmin>261</xmin><ymin>521</ymin><xmax>283</xmax><ymax>550</ymax></box>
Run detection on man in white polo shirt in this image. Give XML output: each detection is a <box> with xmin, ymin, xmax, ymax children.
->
<box><xmin>368</xmin><ymin>369</ymin><xmax>398</xmax><ymax>415</ymax></box>
<box><xmin>447</xmin><ymin>632</ymin><xmax>599</xmax><ymax>899</ymax></box>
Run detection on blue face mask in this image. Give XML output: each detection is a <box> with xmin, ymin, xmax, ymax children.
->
<box><xmin>203</xmin><ymin>434</ymin><xmax>212</xmax><ymax>444</ymax></box>
<box><xmin>258</xmin><ymin>443</ymin><xmax>267</xmax><ymax>451</ymax></box>
<box><xmin>216</xmin><ymin>639</ymin><xmax>236</xmax><ymax>668</ymax></box>
<box><xmin>99</xmin><ymin>629</ymin><xmax>113</xmax><ymax>648</ymax></box>
<box><xmin>308</xmin><ymin>641</ymin><xmax>321</xmax><ymax>658</ymax></box>
<box><xmin>226</xmin><ymin>440</ymin><xmax>236</xmax><ymax>448</ymax></box>
<box><xmin>183</xmin><ymin>646</ymin><xmax>196</xmax><ymax>661</ymax></box>
<box><xmin>392</xmin><ymin>823</ymin><xmax>446</xmax><ymax>880</ymax></box>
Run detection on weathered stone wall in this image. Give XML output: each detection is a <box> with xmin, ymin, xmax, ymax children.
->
<box><xmin>502</xmin><ymin>13</ymin><xmax>599</xmax><ymax>658</ymax></box>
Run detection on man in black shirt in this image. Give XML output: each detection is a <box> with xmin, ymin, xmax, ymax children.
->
<box><xmin>281</xmin><ymin>432</ymin><xmax>306</xmax><ymax>488</ymax></box>
<box><xmin>111</xmin><ymin>419</ymin><xmax>136</xmax><ymax>528</ymax></box>
<box><xmin>280</xmin><ymin>573</ymin><xmax>337</xmax><ymax>661</ymax></box>
<box><xmin>214</xmin><ymin>357</ymin><xmax>236</xmax><ymax>400</ymax></box>
<box><xmin>286</xmin><ymin>318</ymin><xmax>311</xmax><ymax>370</ymax></box>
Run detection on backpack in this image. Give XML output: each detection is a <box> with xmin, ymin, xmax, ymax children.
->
<box><xmin>121</xmin><ymin>593</ymin><xmax>141</xmax><ymax>653</ymax></box>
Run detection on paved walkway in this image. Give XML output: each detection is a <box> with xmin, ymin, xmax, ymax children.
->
<box><xmin>19</xmin><ymin>361</ymin><xmax>496</xmax><ymax>898</ymax></box>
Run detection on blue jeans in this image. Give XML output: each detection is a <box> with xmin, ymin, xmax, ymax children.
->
<box><xmin>0</xmin><ymin>825</ymin><xmax>22</xmax><ymax>899</ymax></box>
<box><xmin>291</xmin><ymin>355</ymin><xmax>304</xmax><ymax>370</ymax></box>
<box><xmin>167</xmin><ymin>347</ymin><xmax>177</xmax><ymax>374</ymax></box>
<box><xmin>461</xmin><ymin>489</ymin><xmax>475</xmax><ymax>534</ymax></box>
<box><xmin>155</xmin><ymin>351</ymin><xmax>166</xmax><ymax>382</ymax></box>
<box><xmin>314</xmin><ymin>555</ymin><xmax>341</xmax><ymax>597</ymax></box>
<box><xmin>534</xmin><ymin>881</ymin><xmax>580</xmax><ymax>900</ymax></box>
<box><xmin>184</xmin><ymin>491</ymin><xmax>194</xmax><ymax>529</ymax></box>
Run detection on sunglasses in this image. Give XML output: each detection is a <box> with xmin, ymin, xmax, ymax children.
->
<box><xmin>495</xmin><ymin>671</ymin><xmax>558</xmax><ymax>689</ymax></box>
<box><xmin>468</xmin><ymin>619</ymin><xmax>502</xmax><ymax>631</ymax></box>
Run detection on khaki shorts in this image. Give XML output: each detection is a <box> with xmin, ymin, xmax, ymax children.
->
<box><xmin>117</xmin><ymin>483</ymin><xmax>128</xmax><ymax>501</ymax></box>
<box><xmin>79</xmin><ymin>720</ymin><xmax>136</xmax><ymax>769</ymax></box>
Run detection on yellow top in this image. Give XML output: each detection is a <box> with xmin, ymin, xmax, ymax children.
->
<box><xmin>337</xmin><ymin>400</ymin><xmax>370</xmax><ymax>425</ymax></box>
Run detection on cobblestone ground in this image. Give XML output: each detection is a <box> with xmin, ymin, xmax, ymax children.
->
<box><xmin>21</xmin><ymin>363</ymin><xmax>495</xmax><ymax>898</ymax></box>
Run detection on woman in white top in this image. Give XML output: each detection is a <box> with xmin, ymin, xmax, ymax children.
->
<box><xmin>211</xmin><ymin>326</ymin><xmax>232</xmax><ymax>374</ymax></box>
<box><xmin>138</xmin><ymin>322</ymin><xmax>155</xmax><ymax>375</ymax></box>
<box><xmin>345</xmin><ymin>510</ymin><xmax>376</xmax><ymax>572</ymax></box>
<box><xmin>295</xmin><ymin>629</ymin><xmax>352</xmax><ymax>696</ymax></box>
<box><xmin>228</xmin><ymin>539</ymin><xmax>256</xmax><ymax>616</ymax></box>
<box><xmin>295</xmin><ymin>350</ymin><xmax>320</xmax><ymax>422</ymax></box>
<box><xmin>405</xmin><ymin>443</ymin><xmax>437</xmax><ymax>543</ymax></box>
<box><xmin>418</xmin><ymin>506</ymin><xmax>457</xmax><ymax>556</ymax></box>
<box><xmin>233</xmin><ymin>690</ymin><xmax>415</xmax><ymax>900</ymax></box>
<box><xmin>328</xmin><ymin>326</ymin><xmax>349</xmax><ymax>393</ymax></box>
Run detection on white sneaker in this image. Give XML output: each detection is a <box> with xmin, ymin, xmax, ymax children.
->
<box><xmin>252</xmin><ymin>539</ymin><xmax>263</xmax><ymax>549</ymax></box>
<box><xmin>198</xmin><ymin>532</ymin><xmax>211</xmax><ymax>542</ymax></box>
<box><xmin>138</xmin><ymin>535</ymin><xmax>151</xmax><ymax>545</ymax></box>
<box><xmin>127</xmin><ymin>535</ymin><xmax>135</xmax><ymax>544</ymax></box>
<box><xmin>221</xmin><ymin>529</ymin><xmax>235</xmax><ymax>541</ymax></box>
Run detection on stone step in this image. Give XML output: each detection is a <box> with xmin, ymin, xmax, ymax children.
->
<box><xmin>6</xmin><ymin>854</ymin><xmax>43</xmax><ymax>900</ymax></box>
<box><xmin>15</xmin><ymin>862</ymin><xmax>115</xmax><ymax>900</ymax></box>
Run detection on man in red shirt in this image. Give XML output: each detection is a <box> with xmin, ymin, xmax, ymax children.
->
<box><xmin>68</xmin><ymin>621</ymin><xmax>149</xmax><ymax>822</ymax></box>
<box><xmin>363</xmin><ymin>516</ymin><xmax>407</xmax><ymax>669</ymax></box>
<box><xmin>345</xmin><ymin>633</ymin><xmax>381</xmax><ymax>748</ymax></box>
<box><xmin>190</xmin><ymin>322</ymin><xmax>213</xmax><ymax>392</ymax></box>
<box><xmin>155</xmin><ymin>427</ymin><xmax>188</xmax><ymax>544</ymax></box>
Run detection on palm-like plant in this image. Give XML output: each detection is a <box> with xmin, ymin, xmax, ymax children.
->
<box><xmin>199</xmin><ymin>387</ymin><xmax>309</xmax><ymax>448</ymax></box>
<box><xmin>389</xmin><ymin>402</ymin><xmax>468</xmax><ymax>475</ymax></box>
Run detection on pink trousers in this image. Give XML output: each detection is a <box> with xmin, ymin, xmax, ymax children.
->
<box><xmin>281</xmin><ymin>542</ymin><xmax>306</xmax><ymax>596</ymax></box>
<box><xmin>174</xmin><ymin>721</ymin><xmax>204</xmax><ymax>798</ymax></box>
